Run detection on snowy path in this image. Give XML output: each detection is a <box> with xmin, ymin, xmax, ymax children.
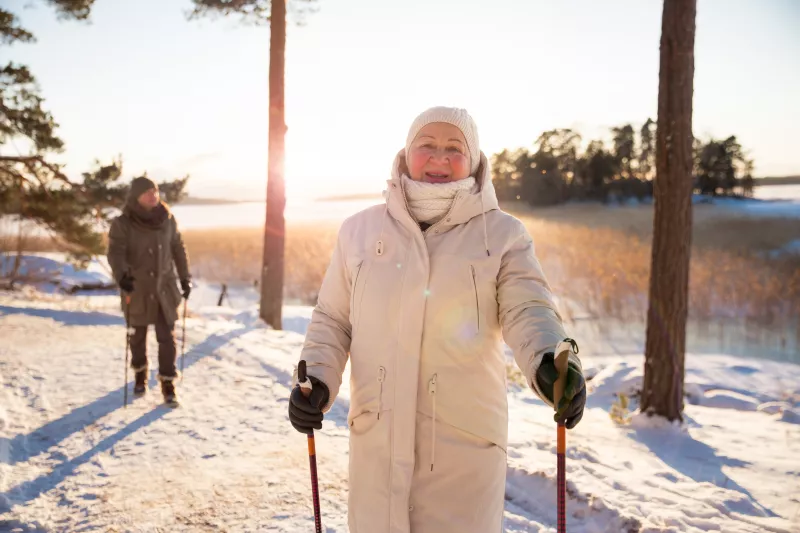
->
<box><xmin>1</xmin><ymin>291</ymin><xmax>799</xmax><ymax>532</ymax></box>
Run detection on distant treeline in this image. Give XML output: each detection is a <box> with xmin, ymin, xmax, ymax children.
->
<box><xmin>756</xmin><ymin>176</ymin><xmax>800</xmax><ymax>186</ymax></box>
<box><xmin>491</xmin><ymin>120</ymin><xmax>757</xmax><ymax>206</ymax></box>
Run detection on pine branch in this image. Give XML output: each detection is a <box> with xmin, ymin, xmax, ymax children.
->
<box><xmin>0</xmin><ymin>155</ymin><xmax>73</xmax><ymax>185</ymax></box>
<box><xmin>189</xmin><ymin>0</ymin><xmax>317</xmax><ymax>26</ymax></box>
<box><xmin>45</xmin><ymin>0</ymin><xmax>96</xmax><ymax>22</ymax></box>
<box><xmin>0</xmin><ymin>8</ymin><xmax>35</xmax><ymax>45</ymax></box>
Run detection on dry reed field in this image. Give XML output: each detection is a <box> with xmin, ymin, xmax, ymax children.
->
<box><xmin>183</xmin><ymin>224</ymin><xmax>339</xmax><ymax>304</ymax></box>
<box><xmin>504</xmin><ymin>203</ymin><xmax>800</xmax><ymax>325</ymax></box>
<box><xmin>179</xmin><ymin>203</ymin><xmax>800</xmax><ymax>326</ymax></box>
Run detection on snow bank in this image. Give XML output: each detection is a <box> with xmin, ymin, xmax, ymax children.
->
<box><xmin>583</xmin><ymin>354</ymin><xmax>800</xmax><ymax>416</ymax></box>
<box><xmin>780</xmin><ymin>408</ymin><xmax>800</xmax><ymax>424</ymax></box>
<box><xmin>701</xmin><ymin>196</ymin><xmax>800</xmax><ymax>218</ymax></box>
<box><xmin>701</xmin><ymin>390</ymin><xmax>760</xmax><ymax>411</ymax></box>
<box><xmin>0</xmin><ymin>253</ymin><xmax>114</xmax><ymax>293</ymax></box>
<box><xmin>767</xmin><ymin>238</ymin><xmax>800</xmax><ymax>258</ymax></box>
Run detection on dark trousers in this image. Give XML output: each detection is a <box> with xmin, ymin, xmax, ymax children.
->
<box><xmin>130</xmin><ymin>305</ymin><xmax>177</xmax><ymax>378</ymax></box>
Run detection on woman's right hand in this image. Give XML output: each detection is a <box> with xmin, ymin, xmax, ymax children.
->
<box><xmin>119</xmin><ymin>273</ymin><xmax>135</xmax><ymax>293</ymax></box>
<box><xmin>288</xmin><ymin>377</ymin><xmax>330</xmax><ymax>435</ymax></box>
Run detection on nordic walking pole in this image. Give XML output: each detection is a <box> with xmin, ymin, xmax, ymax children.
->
<box><xmin>297</xmin><ymin>360</ymin><xmax>323</xmax><ymax>533</ymax></box>
<box><xmin>553</xmin><ymin>343</ymin><xmax>571</xmax><ymax>533</ymax></box>
<box><xmin>123</xmin><ymin>294</ymin><xmax>131</xmax><ymax>408</ymax></box>
<box><xmin>180</xmin><ymin>298</ymin><xmax>187</xmax><ymax>380</ymax></box>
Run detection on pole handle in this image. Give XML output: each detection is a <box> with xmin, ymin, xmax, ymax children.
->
<box><xmin>180</xmin><ymin>299</ymin><xmax>187</xmax><ymax>379</ymax></box>
<box><xmin>553</xmin><ymin>349</ymin><xmax>570</xmax><ymax>409</ymax></box>
<box><xmin>123</xmin><ymin>294</ymin><xmax>131</xmax><ymax>409</ymax></box>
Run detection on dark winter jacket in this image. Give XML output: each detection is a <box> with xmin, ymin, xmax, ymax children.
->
<box><xmin>107</xmin><ymin>190</ymin><xmax>190</xmax><ymax>327</ymax></box>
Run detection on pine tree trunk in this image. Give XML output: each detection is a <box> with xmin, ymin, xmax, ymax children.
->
<box><xmin>12</xmin><ymin>179</ymin><xmax>25</xmax><ymax>279</ymax></box>
<box><xmin>12</xmin><ymin>219</ymin><xmax>23</xmax><ymax>279</ymax></box>
<box><xmin>260</xmin><ymin>0</ymin><xmax>287</xmax><ymax>330</ymax></box>
<box><xmin>641</xmin><ymin>0</ymin><xmax>696</xmax><ymax>422</ymax></box>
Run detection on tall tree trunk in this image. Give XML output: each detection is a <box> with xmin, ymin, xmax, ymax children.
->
<box><xmin>641</xmin><ymin>0</ymin><xmax>696</xmax><ymax>422</ymax></box>
<box><xmin>260</xmin><ymin>0</ymin><xmax>287</xmax><ymax>330</ymax></box>
<box><xmin>12</xmin><ymin>178</ymin><xmax>25</xmax><ymax>279</ymax></box>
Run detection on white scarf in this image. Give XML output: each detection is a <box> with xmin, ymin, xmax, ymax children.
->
<box><xmin>402</xmin><ymin>175</ymin><xmax>477</xmax><ymax>225</ymax></box>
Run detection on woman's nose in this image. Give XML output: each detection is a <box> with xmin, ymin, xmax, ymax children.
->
<box><xmin>428</xmin><ymin>149</ymin><xmax>451</xmax><ymax>163</ymax></box>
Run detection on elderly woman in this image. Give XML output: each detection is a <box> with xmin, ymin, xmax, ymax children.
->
<box><xmin>107</xmin><ymin>176</ymin><xmax>191</xmax><ymax>407</ymax></box>
<box><xmin>289</xmin><ymin>107</ymin><xmax>586</xmax><ymax>532</ymax></box>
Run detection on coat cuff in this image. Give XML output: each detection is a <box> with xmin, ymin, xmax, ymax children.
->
<box><xmin>528</xmin><ymin>341</ymin><xmax>582</xmax><ymax>408</ymax></box>
<box><xmin>292</xmin><ymin>362</ymin><xmax>341</xmax><ymax>414</ymax></box>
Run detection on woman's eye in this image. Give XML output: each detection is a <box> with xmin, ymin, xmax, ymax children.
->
<box><xmin>447</xmin><ymin>146</ymin><xmax>463</xmax><ymax>153</ymax></box>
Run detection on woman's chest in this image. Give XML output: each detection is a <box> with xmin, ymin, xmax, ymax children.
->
<box><xmin>346</xmin><ymin>221</ymin><xmax>502</xmax><ymax>337</ymax></box>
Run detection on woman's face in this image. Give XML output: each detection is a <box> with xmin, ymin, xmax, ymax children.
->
<box><xmin>137</xmin><ymin>188</ymin><xmax>160</xmax><ymax>210</ymax></box>
<box><xmin>406</xmin><ymin>123</ymin><xmax>471</xmax><ymax>183</ymax></box>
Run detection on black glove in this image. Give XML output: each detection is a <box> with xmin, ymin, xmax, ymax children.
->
<box><xmin>180</xmin><ymin>278</ymin><xmax>192</xmax><ymax>299</ymax></box>
<box><xmin>536</xmin><ymin>352</ymin><xmax>587</xmax><ymax>429</ymax></box>
<box><xmin>119</xmin><ymin>273</ymin><xmax>135</xmax><ymax>293</ymax></box>
<box><xmin>288</xmin><ymin>376</ymin><xmax>330</xmax><ymax>435</ymax></box>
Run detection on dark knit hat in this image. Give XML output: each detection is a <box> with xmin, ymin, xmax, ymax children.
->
<box><xmin>128</xmin><ymin>176</ymin><xmax>158</xmax><ymax>202</ymax></box>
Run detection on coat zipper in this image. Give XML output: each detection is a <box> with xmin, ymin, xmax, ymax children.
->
<box><xmin>470</xmin><ymin>265</ymin><xmax>480</xmax><ymax>331</ymax></box>
<box><xmin>428</xmin><ymin>374</ymin><xmax>438</xmax><ymax>472</ymax></box>
<box><xmin>423</xmin><ymin>192</ymin><xmax>463</xmax><ymax>236</ymax></box>
<box><xmin>377</xmin><ymin>366</ymin><xmax>386</xmax><ymax>420</ymax></box>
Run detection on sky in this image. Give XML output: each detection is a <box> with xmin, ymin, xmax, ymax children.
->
<box><xmin>4</xmin><ymin>0</ymin><xmax>800</xmax><ymax>200</ymax></box>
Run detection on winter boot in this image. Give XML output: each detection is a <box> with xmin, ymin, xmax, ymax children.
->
<box><xmin>133</xmin><ymin>366</ymin><xmax>148</xmax><ymax>397</ymax></box>
<box><xmin>159</xmin><ymin>374</ymin><xmax>180</xmax><ymax>408</ymax></box>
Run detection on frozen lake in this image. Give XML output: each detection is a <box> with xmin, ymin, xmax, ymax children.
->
<box><xmin>1</xmin><ymin>183</ymin><xmax>798</xmax><ymax>233</ymax></box>
<box><xmin>753</xmin><ymin>183</ymin><xmax>800</xmax><ymax>201</ymax></box>
<box><xmin>171</xmin><ymin>183</ymin><xmax>800</xmax><ymax>229</ymax></box>
<box><xmin>171</xmin><ymin>197</ymin><xmax>382</xmax><ymax>229</ymax></box>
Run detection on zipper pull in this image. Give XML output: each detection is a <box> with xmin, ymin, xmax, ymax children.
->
<box><xmin>377</xmin><ymin>366</ymin><xmax>386</xmax><ymax>420</ymax></box>
<box><xmin>429</xmin><ymin>374</ymin><xmax>438</xmax><ymax>472</ymax></box>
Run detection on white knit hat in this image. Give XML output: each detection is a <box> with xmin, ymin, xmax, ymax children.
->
<box><xmin>405</xmin><ymin>106</ymin><xmax>480</xmax><ymax>175</ymax></box>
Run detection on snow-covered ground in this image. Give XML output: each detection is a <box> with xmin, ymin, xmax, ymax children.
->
<box><xmin>0</xmin><ymin>254</ymin><xmax>115</xmax><ymax>294</ymax></box>
<box><xmin>1</xmin><ymin>277</ymin><xmax>799</xmax><ymax>532</ymax></box>
<box><xmin>705</xmin><ymin>196</ymin><xmax>800</xmax><ymax>219</ymax></box>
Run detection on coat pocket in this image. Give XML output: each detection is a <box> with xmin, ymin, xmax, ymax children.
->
<box><xmin>348</xmin><ymin>410</ymin><xmax>392</xmax><ymax>532</ymax></box>
<box><xmin>349</xmin><ymin>410</ymin><xmax>379</xmax><ymax>435</ymax></box>
<box><xmin>122</xmin><ymin>291</ymin><xmax>146</xmax><ymax>318</ymax></box>
<box><xmin>162</xmin><ymin>279</ymin><xmax>182</xmax><ymax>310</ymax></box>
<box><xmin>349</xmin><ymin>261</ymin><xmax>365</xmax><ymax>333</ymax></box>
<box><xmin>470</xmin><ymin>265</ymin><xmax>480</xmax><ymax>332</ymax></box>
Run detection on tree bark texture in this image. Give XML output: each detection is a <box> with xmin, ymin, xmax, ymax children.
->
<box><xmin>260</xmin><ymin>0</ymin><xmax>287</xmax><ymax>330</ymax></box>
<box><xmin>641</xmin><ymin>0</ymin><xmax>697</xmax><ymax>422</ymax></box>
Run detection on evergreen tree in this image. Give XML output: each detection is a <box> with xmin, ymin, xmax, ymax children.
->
<box><xmin>1</xmin><ymin>3</ymin><xmax>187</xmax><ymax>275</ymax></box>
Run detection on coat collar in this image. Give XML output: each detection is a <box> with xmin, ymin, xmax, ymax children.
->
<box><xmin>384</xmin><ymin>150</ymin><xmax>499</xmax><ymax>230</ymax></box>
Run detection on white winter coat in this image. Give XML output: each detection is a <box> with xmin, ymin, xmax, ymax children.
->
<box><xmin>299</xmin><ymin>151</ymin><xmax>578</xmax><ymax>532</ymax></box>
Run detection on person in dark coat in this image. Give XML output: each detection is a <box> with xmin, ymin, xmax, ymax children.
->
<box><xmin>107</xmin><ymin>176</ymin><xmax>191</xmax><ymax>406</ymax></box>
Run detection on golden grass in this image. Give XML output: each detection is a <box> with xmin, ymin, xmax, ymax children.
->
<box><xmin>182</xmin><ymin>224</ymin><xmax>339</xmax><ymax>303</ymax></box>
<box><xmin>0</xmin><ymin>233</ymin><xmax>62</xmax><ymax>255</ymax></box>
<box><xmin>507</xmin><ymin>202</ymin><xmax>800</xmax><ymax>323</ymax></box>
<box><xmin>176</xmin><ymin>204</ymin><xmax>800</xmax><ymax>325</ymax></box>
